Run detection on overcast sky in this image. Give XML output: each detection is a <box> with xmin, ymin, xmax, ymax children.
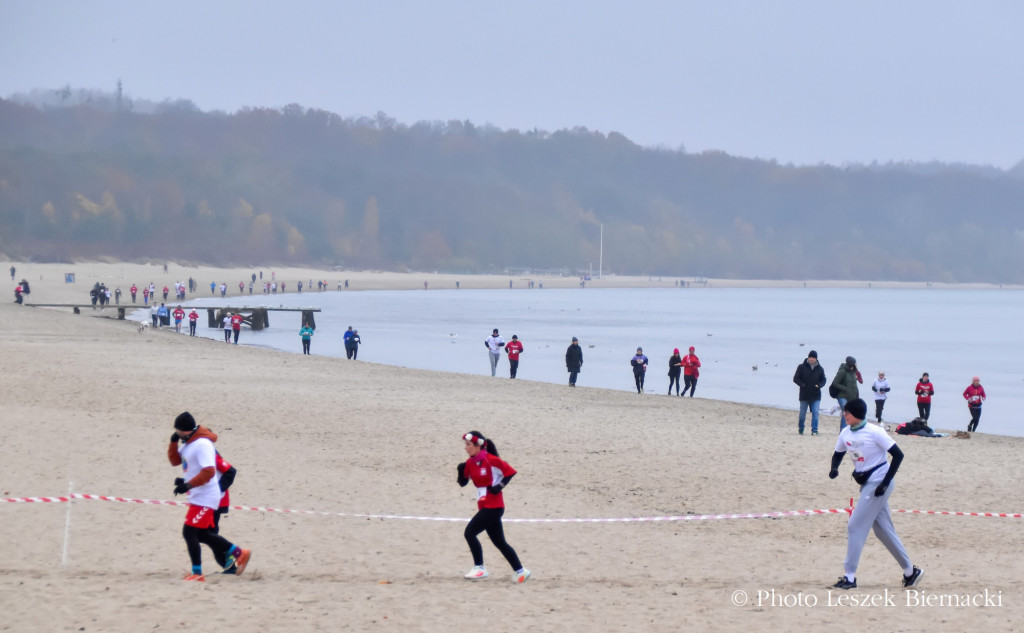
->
<box><xmin>2</xmin><ymin>1</ymin><xmax>1022</xmax><ymax>168</ymax></box>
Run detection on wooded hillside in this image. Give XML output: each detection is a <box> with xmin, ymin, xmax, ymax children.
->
<box><xmin>1</xmin><ymin>97</ymin><xmax>1022</xmax><ymax>281</ymax></box>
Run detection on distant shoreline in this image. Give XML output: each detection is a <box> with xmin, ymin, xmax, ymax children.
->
<box><xmin>5</xmin><ymin>260</ymin><xmax>1021</xmax><ymax>300</ymax></box>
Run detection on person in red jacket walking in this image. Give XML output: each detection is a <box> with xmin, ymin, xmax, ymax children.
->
<box><xmin>963</xmin><ymin>376</ymin><xmax>987</xmax><ymax>432</ymax></box>
<box><xmin>682</xmin><ymin>346</ymin><xmax>701</xmax><ymax>397</ymax></box>
<box><xmin>914</xmin><ymin>373</ymin><xmax>934</xmax><ymax>421</ymax></box>
<box><xmin>505</xmin><ymin>334</ymin><xmax>524</xmax><ymax>379</ymax></box>
<box><xmin>230</xmin><ymin>312</ymin><xmax>244</xmax><ymax>344</ymax></box>
<box><xmin>455</xmin><ymin>431</ymin><xmax>530</xmax><ymax>583</ymax></box>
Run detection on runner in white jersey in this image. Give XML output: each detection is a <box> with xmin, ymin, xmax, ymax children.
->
<box><xmin>828</xmin><ymin>398</ymin><xmax>923</xmax><ymax>590</ymax></box>
<box><xmin>169</xmin><ymin>411</ymin><xmax>252</xmax><ymax>581</ymax></box>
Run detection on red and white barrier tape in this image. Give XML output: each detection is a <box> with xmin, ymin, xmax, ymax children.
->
<box><xmin>2</xmin><ymin>494</ymin><xmax>1021</xmax><ymax>522</ymax></box>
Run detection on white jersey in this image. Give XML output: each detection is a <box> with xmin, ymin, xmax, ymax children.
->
<box><xmin>178</xmin><ymin>437</ymin><xmax>221</xmax><ymax>509</ymax></box>
<box><xmin>836</xmin><ymin>422</ymin><xmax>894</xmax><ymax>479</ymax></box>
<box><xmin>872</xmin><ymin>378</ymin><xmax>890</xmax><ymax>401</ymax></box>
<box><xmin>485</xmin><ymin>335</ymin><xmax>505</xmax><ymax>353</ymax></box>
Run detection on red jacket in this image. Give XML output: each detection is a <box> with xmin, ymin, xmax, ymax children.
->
<box><xmin>915</xmin><ymin>380</ymin><xmax>934</xmax><ymax>403</ymax></box>
<box><xmin>683</xmin><ymin>353</ymin><xmax>701</xmax><ymax>377</ymax></box>
<box><xmin>505</xmin><ymin>340</ymin><xmax>524</xmax><ymax>360</ymax></box>
<box><xmin>464</xmin><ymin>451</ymin><xmax>516</xmax><ymax>510</ymax></box>
<box><xmin>230</xmin><ymin>314</ymin><xmax>244</xmax><ymax>330</ymax></box>
<box><xmin>963</xmin><ymin>384</ymin><xmax>986</xmax><ymax>407</ymax></box>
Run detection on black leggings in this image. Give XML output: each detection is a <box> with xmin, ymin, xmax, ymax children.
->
<box><xmin>683</xmin><ymin>375</ymin><xmax>697</xmax><ymax>397</ymax></box>
<box><xmin>302</xmin><ymin>339</ymin><xmax>311</xmax><ymax>354</ymax></box>
<box><xmin>968</xmin><ymin>406</ymin><xmax>982</xmax><ymax>432</ymax></box>
<box><xmin>668</xmin><ymin>375</ymin><xmax>680</xmax><ymax>395</ymax></box>
<box><xmin>633</xmin><ymin>371</ymin><xmax>645</xmax><ymax>393</ymax></box>
<box><xmin>464</xmin><ymin>507</ymin><xmax>522</xmax><ymax>571</ymax></box>
<box><xmin>874</xmin><ymin>399</ymin><xmax>885</xmax><ymax>421</ymax></box>
<box><xmin>917</xmin><ymin>402</ymin><xmax>931</xmax><ymax>420</ymax></box>
<box><xmin>182</xmin><ymin>522</ymin><xmax>233</xmax><ymax>569</ymax></box>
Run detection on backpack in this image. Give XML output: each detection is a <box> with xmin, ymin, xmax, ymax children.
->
<box><xmin>828</xmin><ymin>383</ymin><xmax>839</xmax><ymax>399</ymax></box>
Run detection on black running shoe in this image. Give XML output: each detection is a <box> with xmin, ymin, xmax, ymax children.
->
<box><xmin>832</xmin><ymin>576</ymin><xmax>857</xmax><ymax>590</ymax></box>
<box><xmin>903</xmin><ymin>566</ymin><xmax>924</xmax><ymax>588</ymax></box>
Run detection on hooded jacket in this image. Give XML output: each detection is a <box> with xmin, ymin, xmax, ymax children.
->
<box><xmin>793</xmin><ymin>359</ymin><xmax>827</xmax><ymax>402</ymax></box>
<box><xmin>832</xmin><ymin>363</ymin><xmax>860</xmax><ymax>400</ymax></box>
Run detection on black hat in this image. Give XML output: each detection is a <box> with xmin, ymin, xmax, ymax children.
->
<box><xmin>511</xmin><ymin>334</ymin><xmax>518</xmax><ymax>339</ymax></box>
<box><xmin>843</xmin><ymin>398</ymin><xmax>868</xmax><ymax>421</ymax></box>
<box><xmin>808</xmin><ymin>350</ymin><xmax>818</xmax><ymax>358</ymax></box>
<box><xmin>174</xmin><ymin>411</ymin><xmax>197</xmax><ymax>431</ymax></box>
<box><xmin>571</xmin><ymin>336</ymin><xmax>578</xmax><ymax>341</ymax></box>
<box><xmin>492</xmin><ymin>328</ymin><xmax>499</xmax><ymax>335</ymax></box>
<box><xmin>846</xmin><ymin>356</ymin><xmax>856</xmax><ymax>366</ymax></box>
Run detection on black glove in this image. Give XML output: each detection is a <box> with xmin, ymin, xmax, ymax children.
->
<box><xmin>874</xmin><ymin>482</ymin><xmax>888</xmax><ymax>497</ymax></box>
<box><xmin>487</xmin><ymin>484</ymin><xmax>504</xmax><ymax>495</ymax></box>
<box><xmin>828</xmin><ymin>470</ymin><xmax>839</xmax><ymax>480</ymax></box>
<box><xmin>173</xmin><ymin>477</ymin><xmax>190</xmax><ymax>495</ymax></box>
<box><xmin>170</xmin><ymin>432</ymin><xmax>180</xmax><ymax>443</ymax></box>
<box><xmin>456</xmin><ymin>463</ymin><xmax>465</xmax><ymax>477</ymax></box>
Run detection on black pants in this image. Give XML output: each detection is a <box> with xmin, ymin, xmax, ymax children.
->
<box><xmin>968</xmin><ymin>406</ymin><xmax>982</xmax><ymax>432</ymax></box>
<box><xmin>302</xmin><ymin>339</ymin><xmax>311</xmax><ymax>355</ymax></box>
<box><xmin>874</xmin><ymin>399</ymin><xmax>885</xmax><ymax>421</ymax></box>
<box><xmin>212</xmin><ymin>508</ymin><xmax>230</xmax><ymax>567</ymax></box>
<box><xmin>568</xmin><ymin>370</ymin><xmax>578</xmax><ymax>386</ymax></box>
<box><xmin>633</xmin><ymin>371</ymin><xmax>645</xmax><ymax>393</ymax></box>
<box><xmin>683</xmin><ymin>375</ymin><xmax>697</xmax><ymax>397</ymax></box>
<box><xmin>509</xmin><ymin>359</ymin><xmax>519</xmax><ymax>379</ymax></box>
<box><xmin>346</xmin><ymin>345</ymin><xmax>356</xmax><ymax>359</ymax></box>
<box><xmin>917</xmin><ymin>402</ymin><xmax>931</xmax><ymax>420</ymax></box>
<box><xmin>668</xmin><ymin>375</ymin><xmax>680</xmax><ymax>395</ymax></box>
<box><xmin>233</xmin><ymin>329</ymin><xmax>240</xmax><ymax>344</ymax></box>
<box><xmin>182</xmin><ymin>522</ymin><xmax>233</xmax><ymax>569</ymax></box>
<box><xmin>224</xmin><ymin>328</ymin><xmax>231</xmax><ymax>342</ymax></box>
<box><xmin>189</xmin><ymin>321</ymin><xmax>197</xmax><ymax>336</ymax></box>
<box><xmin>464</xmin><ymin>507</ymin><xmax>522</xmax><ymax>571</ymax></box>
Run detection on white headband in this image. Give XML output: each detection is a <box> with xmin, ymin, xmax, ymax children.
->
<box><xmin>463</xmin><ymin>433</ymin><xmax>485</xmax><ymax>446</ymax></box>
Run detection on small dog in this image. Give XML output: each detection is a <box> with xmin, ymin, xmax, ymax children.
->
<box><xmin>137</xmin><ymin>321</ymin><xmax>150</xmax><ymax>334</ymax></box>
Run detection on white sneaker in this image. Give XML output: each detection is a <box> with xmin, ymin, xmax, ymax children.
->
<box><xmin>513</xmin><ymin>568</ymin><xmax>531</xmax><ymax>584</ymax></box>
<box><xmin>464</xmin><ymin>565</ymin><xmax>488</xmax><ymax>580</ymax></box>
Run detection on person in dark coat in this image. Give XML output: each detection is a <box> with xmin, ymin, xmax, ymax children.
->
<box><xmin>667</xmin><ymin>348</ymin><xmax>683</xmax><ymax>396</ymax></box>
<box><xmin>565</xmin><ymin>337</ymin><xmax>583</xmax><ymax>387</ymax></box>
<box><xmin>793</xmin><ymin>350</ymin><xmax>827</xmax><ymax>435</ymax></box>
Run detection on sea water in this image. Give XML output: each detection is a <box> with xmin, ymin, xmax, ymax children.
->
<box><xmin>144</xmin><ymin>287</ymin><xmax>1024</xmax><ymax>437</ymax></box>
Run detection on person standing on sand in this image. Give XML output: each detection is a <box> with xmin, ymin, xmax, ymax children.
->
<box><xmin>963</xmin><ymin>376</ymin><xmax>986</xmax><ymax>432</ymax></box>
<box><xmin>871</xmin><ymin>371</ymin><xmax>891</xmax><ymax>422</ymax></box>
<box><xmin>630</xmin><ymin>347</ymin><xmax>649</xmax><ymax>394</ymax></box>
<box><xmin>914</xmin><ymin>373</ymin><xmax>934</xmax><ymax>421</ymax></box>
<box><xmin>831</xmin><ymin>356</ymin><xmax>860</xmax><ymax>430</ymax></box>
<box><xmin>299</xmin><ymin>321</ymin><xmax>315</xmax><ymax>355</ymax></box>
<box><xmin>682</xmin><ymin>346</ymin><xmax>701</xmax><ymax>397</ymax></box>
<box><xmin>793</xmin><ymin>350</ymin><xmax>826</xmax><ymax>435</ymax></box>
<box><xmin>456</xmin><ymin>431</ymin><xmax>530</xmax><ymax>584</ymax></box>
<box><xmin>565</xmin><ymin>337</ymin><xmax>583</xmax><ymax>386</ymax></box>
<box><xmin>130</xmin><ymin>284</ymin><xmax>137</xmax><ymax>303</ymax></box>
<box><xmin>828</xmin><ymin>398</ymin><xmax>923</xmax><ymax>591</ymax></box>
<box><xmin>168</xmin><ymin>412</ymin><xmax>251</xmax><ymax>581</ymax></box>
<box><xmin>484</xmin><ymin>328</ymin><xmax>505</xmax><ymax>377</ymax></box>
<box><xmin>668</xmin><ymin>348</ymin><xmax>683</xmax><ymax>396</ymax></box>
<box><xmin>505</xmin><ymin>334</ymin><xmax>524</xmax><ymax>379</ymax></box>
<box><xmin>343</xmin><ymin>326</ymin><xmax>356</xmax><ymax>359</ymax></box>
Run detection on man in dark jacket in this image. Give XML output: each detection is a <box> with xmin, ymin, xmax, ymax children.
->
<box><xmin>832</xmin><ymin>356</ymin><xmax>861</xmax><ymax>431</ymax></box>
<box><xmin>793</xmin><ymin>350</ymin><xmax>827</xmax><ymax>435</ymax></box>
<box><xmin>565</xmin><ymin>337</ymin><xmax>583</xmax><ymax>387</ymax></box>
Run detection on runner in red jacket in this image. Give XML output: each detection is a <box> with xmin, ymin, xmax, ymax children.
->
<box><xmin>682</xmin><ymin>346</ymin><xmax>701</xmax><ymax>397</ymax></box>
<box><xmin>505</xmin><ymin>335</ymin><xmax>524</xmax><ymax>379</ymax></box>
<box><xmin>456</xmin><ymin>431</ymin><xmax>530</xmax><ymax>583</ymax></box>
<box><xmin>963</xmin><ymin>377</ymin><xmax>987</xmax><ymax>432</ymax></box>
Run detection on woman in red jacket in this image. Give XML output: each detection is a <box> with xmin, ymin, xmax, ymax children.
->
<box><xmin>456</xmin><ymin>431</ymin><xmax>530</xmax><ymax>583</ymax></box>
<box><xmin>963</xmin><ymin>376</ymin><xmax>987</xmax><ymax>432</ymax></box>
<box><xmin>914</xmin><ymin>373</ymin><xmax>934</xmax><ymax>421</ymax></box>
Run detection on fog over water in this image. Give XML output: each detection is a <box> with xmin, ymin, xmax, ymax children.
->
<box><xmin>145</xmin><ymin>287</ymin><xmax>1024</xmax><ymax>437</ymax></box>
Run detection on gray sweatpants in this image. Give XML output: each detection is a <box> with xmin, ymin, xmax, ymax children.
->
<box><xmin>488</xmin><ymin>352</ymin><xmax>500</xmax><ymax>376</ymax></box>
<box><xmin>844</xmin><ymin>470</ymin><xmax>912</xmax><ymax>576</ymax></box>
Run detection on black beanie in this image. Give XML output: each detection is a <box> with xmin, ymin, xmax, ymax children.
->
<box><xmin>174</xmin><ymin>411</ymin><xmax>197</xmax><ymax>431</ymax></box>
<box><xmin>843</xmin><ymin>398</ymin><xmax>868</xmax><ymax>421</ymax></box>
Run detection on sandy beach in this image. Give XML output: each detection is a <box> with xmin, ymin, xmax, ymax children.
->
<box><xmin>2</xmin><ymin>261</ymin><xmax>1023</xmax><ymax>632</ymax></box>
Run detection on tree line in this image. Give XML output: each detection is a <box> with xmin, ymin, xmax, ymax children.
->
<box><xmin>1</xmin><ymin>94</ymin><xmax>1022</xmax><ymax>282</ymax></box>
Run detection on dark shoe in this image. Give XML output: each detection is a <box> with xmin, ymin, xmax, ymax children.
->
<box><xmin>832</xmin><ymin>576</ymin><xmax>857</xmax><ymax>590</ymax></box>
<box><xmin>903</xmin><ymin>566</ymin><xmax>923</xmax><ymax>588</ymax></box>
<box><xmin>798</xmin><ymin>430</ymin><xmax>804</xmax><ymax>435</ymax></box>
<box><xmin>811</xmin><ymin>431</ymin><xmax>819</xmax><ymax>436</ymax></box>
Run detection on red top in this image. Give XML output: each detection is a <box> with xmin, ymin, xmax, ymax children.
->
<box><xmin>215</xmin><ymin>452</ymin><xmax>232</xmax><ymax>508</ymax></box>
<box><xmin>188</xmin><ymin>310</ymin><xmax>199</xmax><ymax>321</ymax></box>
<box><xmin>130</xmin><ymin>285</ymin><xmax>137</xmax><ymax>293</ymax></box>
<box><xmin>464</xmin><ymin>452</ymin><xmax>517</xmax><ymax>510</ymax></box>
<box><xmin>963</xmin><ymin>384</ymin><xmax>986</xmax><ymax>407</ymax></box>
<box><xmin>230</xmin><ymin>314</ymin><xmax>244</xmax><ymax>329</ymax></box>
<box><xmin>683</xmin><ymin>353</ymin><xmax>701</xmax><ymax>376</ymax></box>
<box><xmin>915</xmin><ymin>381</ymin><xmax>934</xmax><ymax>403</ymax></box>
<box><xmin>172</xmin><ymin>308</ymin><xmax>185</xmax><ymax>320</ymax></box>
<box><xmin>506</xmin><ymin>340</ymin><xmax>524</xmax><ymax>360</ymax></box>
